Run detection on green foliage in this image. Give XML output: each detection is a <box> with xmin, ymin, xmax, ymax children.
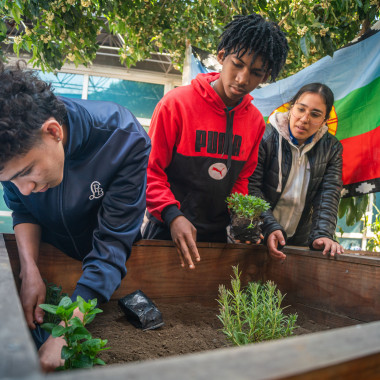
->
<box><xmin>40</xmin><ymin>296</ymin><xmax>109</xmax><ymax>371</ymax></box>
<box><xmin>226</xmin><ymin>193</ymin><xmax>270</xmax><ymax>228</ymax></box>
<box><xmin>43</xmin><ymin>281</ymin><xmax>68</xmax><ymax>324</ymax></box>
<box><xmin>338</xmin><ymin>194</ymin><xmax>369</xmax><ymax>226</ymax></box>
<box><xmin>365</xmin><ymin>204</ymin><xmax>380</xmax><ymax>252</ymax></box>
<box><xmin>217</xmin><ymin>266</ymin><xmax>297</xmax><ymax>346</ymax></box>
<box><xmin>0</xmin><ymin>0</ymin><xmax>378</xmax><ymax>74</ymax></box>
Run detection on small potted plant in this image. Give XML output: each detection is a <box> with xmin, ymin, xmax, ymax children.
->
<box><xmin>226</xmin><ymin>193</ymin><xmax>270</xmax><ymax>242</ymax></box>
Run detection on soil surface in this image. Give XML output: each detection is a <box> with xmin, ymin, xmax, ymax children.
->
<box><xmin>88</xmin><ymin>300</ymin><xmax>333</xmax><ymax>365</ymax></box>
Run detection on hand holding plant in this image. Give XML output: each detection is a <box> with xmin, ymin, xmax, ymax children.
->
<box><xmin>226</xmin><ymin>193</ymin><xmax>270</xmax><ymax>242</ymax></box>
<box><xmin>40</xmin><ymin>296</ymin><xmax>109</xmax><ymax>370</ymax></box>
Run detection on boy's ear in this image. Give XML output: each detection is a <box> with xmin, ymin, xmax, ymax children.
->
<box><xmin>41</xmin><ymin>118</ymin><xmax>64</xmax><ymax>142</ymax></box>
<box><xmin>217</xmin><ymin>49</ymin><xmax>226</xmax><ymax>65</ymax></box>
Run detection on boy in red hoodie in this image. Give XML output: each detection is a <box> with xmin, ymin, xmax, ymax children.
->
<box><xmin>143</xmin><ymin>14</ymin><xmax>288</xmax><ymax>268</ymax></box>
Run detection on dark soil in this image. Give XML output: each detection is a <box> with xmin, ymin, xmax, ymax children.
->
<box><xmin>230</xmin><ymin>215</ymin><xmax>262</xmax><ymax>242</ymax></box>
<box><xmin>88</xmin><ymin>300</ymin><xmax>333</xmax><ymax>365</ymax></box>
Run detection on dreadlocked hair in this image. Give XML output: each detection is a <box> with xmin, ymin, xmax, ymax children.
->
<box><xmin>0</xmin><ymin>60</ymin><xmax>67</xmax><ymax>171</ymax></box>
<box><xmin>217</xmin><ymin>13</ymin><xmax>289</xmax><ymax>81</ymax></box>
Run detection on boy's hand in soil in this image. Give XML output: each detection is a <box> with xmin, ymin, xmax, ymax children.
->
<box><xmin>170</xmin><ymin>215</ymin><xmax>200</xmax><ymax>269</ymax></box>
<box><xmin>312</xmin><ymin>237</ymin><xmax>344</xmax><ymax>256</ymax></box>
<box><xmin>267</xmin><ymin>230</ymin><xmax>286</xmax><ymax>260</ymax></box>
<box><xmin>38</xmin><ymin>334</ymin><xmax>65</xmax><ymax>372</ymax></box>
<box><xmin>38</xmin><ymin>306</ymin><xmax>84</xmax><ymax>372</ymax></box>
<box><xmin>19</xmin><ymin>266</ymin><xmax>46</xmax><ymax>329</ymax></box>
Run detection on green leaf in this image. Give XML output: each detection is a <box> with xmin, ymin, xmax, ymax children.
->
<box><xmin>40</xmin><ymin>323</ymin><xmax>56</xmax><ymax>334</ymax></box>
<box><xmin>71</xmin><ymin>326</ymin><xmax>92</xmax><ymax>341</ymax></box>
<box><xmin>11</xmin><ymin>6</ymin><xmax>21</xmax><ymax>24</ymax></box>
<box><xmin>0</xmin><ymin>20</ymin><xmax>7</xmax><ymax>35</ymax></box>
<box><xmin>39</xmin><ymin>304</ymin><xmax>58</xmax><ymax>315</ymax></box>
<box><xmin>338</xmin><ymin>197</ymin><xmax>350</xmax><ymax>219</ymax></box>
<box><xmin>300</xmin><ymin>36</ymin><xmax>309</xmax><ymax>57</ymax></box>
<box><xmin>51</xmin><ymin>325</ymin><xmax>65</xmax><ymax>338</ymax></box>
<box><xmin>61</xmin><ymin>346</ymin><xmax>74</xmax><ymax>360</ymax></box>
<box><xmin>321</xmin><ymin>35</ymin><xmax>335</xmax><ymax>57</ymax></box>
<box><xmin>93</xmin><ymin>358</ymin><xmax>106</xmax><ymax>366</ymax></box>
<box><xmin>58</xmin><ymin>296</ymin><xmax>73</xmax><ymax>308</ymax></box>
<box><xmin>346</xmin><ymin>199</ymin><xmax>357</xmax><ymax>226</ymax></box>
<box><xmin>71</xmin><ymin>355</ymin><xmax>93</xmax><ymax>369</ymax></box>
<box><xmin>69</xmin><ymin>317</ymin><xmax>83</xmax><ymax>328</ymax></box>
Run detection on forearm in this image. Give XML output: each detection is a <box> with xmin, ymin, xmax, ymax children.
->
<box><xmin>14</xmin><ymin>223</ymin><xmax>41</xmax><ymax>278</ymax></box>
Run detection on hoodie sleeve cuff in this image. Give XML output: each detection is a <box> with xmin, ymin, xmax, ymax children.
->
<box><xmin>12</xmin><ymin>212</ymin><xmax>39</xmax><ymax>228</ymax></box>
<box><xmin>161</xmin><ymin>205</ymin><xmax>184</xmax><ymax>227</ymax></box>
<box><xmin>71</xmin><ymin>284</ymin><xmax>105</xmax><ymax>305</ymax></box>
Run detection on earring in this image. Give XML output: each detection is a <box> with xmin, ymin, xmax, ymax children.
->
<box><xmin>57</xmin><ymin>137</ymin><xmax>61</xmax><ymax>142</ymax></box>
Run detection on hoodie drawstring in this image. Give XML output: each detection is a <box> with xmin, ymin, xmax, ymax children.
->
<box><xmin>276</xmin><ymin>134</ymin><xmax>283</xmax><ymax>193</ymax></box>
<box><xmin>224</xmin><ymin>109</ymin><xmax>235</xmax><ymax>171</ymax></box>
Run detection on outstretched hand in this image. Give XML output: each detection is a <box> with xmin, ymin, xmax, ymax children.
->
<box><xmin>170</xmin><ymin>216</ymin><xmax>201</xmax><ymax>269</ymax></box>
<box><xmin>267</xmin><ymin>230</ymin><xmax>286</xmax><ymax>260</ymax></box>
<box><xmin>312</xmin><ymin>237</ymin><xmax>344</xmax><ymax>256</ymax></box>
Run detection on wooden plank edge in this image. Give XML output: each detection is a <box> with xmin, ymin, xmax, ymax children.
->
<box><xmin>5</xmin><ymin>233</ymin><xmax>380</xmax><ymax>267</ymax></box>
<box><xmin>44</xmin><ymin>321</ymin><xmax>380</xmax><ymax>380</ymax></box>
<box><xmin>0</xmin><ymin>234</ymin><xmax>41</xmax><ymax>378</ymax></box>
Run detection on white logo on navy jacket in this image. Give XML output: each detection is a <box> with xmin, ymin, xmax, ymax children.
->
<box><xmin>89</xmin><ymin>181</ymin><xmax>104</xmax><ymax>200</ymax></box>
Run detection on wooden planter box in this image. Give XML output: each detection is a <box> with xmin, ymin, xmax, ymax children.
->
<box><xmin>2</xmin><ymin>232</ymin><xmax>380</xmax><ymax>379</ymax></box>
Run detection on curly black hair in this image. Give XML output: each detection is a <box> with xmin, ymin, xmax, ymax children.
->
<box><xmin>0</xmin><ymin>61</ymin><xmax>67</xmax><ymax>171</ymax></box>
<box><xmin>217</xmin><ymin>13</ymin><xmax>289</xmax><ymax>81</ymax></box>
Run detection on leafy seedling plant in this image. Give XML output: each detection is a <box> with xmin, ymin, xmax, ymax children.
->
<box><xmin>226</xmin><ymin>193</ymin><xmax>270</xmax><ymax>241</ymax></box>
<box><xmin>40</xmin><ymin>296</ymin><xmax>109</xmax><ymax>370</ymax></box>
<box><xmin>217</xmin><ymin>265</ymin><xmax>297</xmax><ymax>346</ymax></box>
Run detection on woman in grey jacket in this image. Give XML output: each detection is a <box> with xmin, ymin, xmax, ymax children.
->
<box><xmin>249</xmin><ymin>83</ymin><xmax>344</xmax><ymax>260</ymax></box>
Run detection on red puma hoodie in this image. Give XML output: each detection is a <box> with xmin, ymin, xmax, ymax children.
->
<box><xmin>146</xmin><ymin>72</ymin><xmax>265</xmax><ymax>240</ymax></box>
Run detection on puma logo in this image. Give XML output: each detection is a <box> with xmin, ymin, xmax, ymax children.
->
<box><xmin>212</xmin><ymin>166</ymin><xmax>225</xmax><ymax>177</ymax></box>
<box><xmin>208</xmin><ymin>163</ymin><xmax>228</xmax><ymax>180</ymax></box>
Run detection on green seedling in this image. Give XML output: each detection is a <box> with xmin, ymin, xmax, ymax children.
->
<box><xmin>217</xmin><ymin>265</ymin><xmax>297</xmax><ymax>346</ymax></box>
<box><xmin>226</xmin><ymin>193</ymin><xmax>270</xmax><ymax>228</ymax></box>
<box><xmin>40</xmin><ymin>296</ymin><xmax>109</xmax><ymax>370</ymax></box>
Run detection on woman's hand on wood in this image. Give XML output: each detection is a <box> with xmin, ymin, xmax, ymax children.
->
<box><xmin>170</xmin><ymin>216</ymin><xmax>200</xmax><ymax>269</ymax></box>
<box><xmin>267</xmin><ymin>230</ymin><xmax>286</xmax><ymax>260</ymax></box>
<box><xmin>312</xmin><ymin>237</ymin><xmax>344</xmax><ymax>256</ymax></box>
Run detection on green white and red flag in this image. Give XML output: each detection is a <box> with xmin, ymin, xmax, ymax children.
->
<box><xmin>187</xmin><ymin>27</ymin><xmax>380</xmax><ymax>197</ymax></box>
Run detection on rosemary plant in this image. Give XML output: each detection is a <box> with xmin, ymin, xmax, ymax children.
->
<box><xmin>217</xmin><ymin>266</ymin><xmax>297</xmax><ymax>345</ymax></box>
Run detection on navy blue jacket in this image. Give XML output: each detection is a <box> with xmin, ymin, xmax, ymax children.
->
<box><xmin>2</xmin><ymin>97</ymin><xmax>151</xmax><ymax>303</ymax></box>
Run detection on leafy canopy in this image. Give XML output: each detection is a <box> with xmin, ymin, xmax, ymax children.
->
<box><xmin>0</xmin><ymin>0</ymin><xmax>379</xmax><ymax>75</ymax></box>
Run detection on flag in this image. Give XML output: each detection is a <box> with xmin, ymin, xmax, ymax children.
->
<box><xmin>185</xmin><ymin>26</ymin><xmax>380</xmax><ymax>198</ymax></box>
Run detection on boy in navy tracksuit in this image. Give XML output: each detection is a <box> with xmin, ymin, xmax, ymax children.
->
<box><xmin>0</xmin><ymin>62</ymin><xmax>150</xmax><ymax>372</ymax></box>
